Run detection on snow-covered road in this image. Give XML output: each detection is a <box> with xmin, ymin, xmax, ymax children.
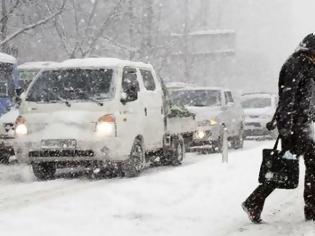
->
<box><xmin>0</xmin><ymin>141</ymin><xmax>313</xmax><ymax>236</ymax></box>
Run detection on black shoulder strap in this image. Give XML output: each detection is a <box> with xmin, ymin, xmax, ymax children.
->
<box><xmin>273</xmin><ymin>136</ymin><xmax>280</xmax><ymax>150</ymax></box>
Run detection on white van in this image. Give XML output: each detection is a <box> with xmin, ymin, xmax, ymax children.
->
<box><xmin>14</xmin><ymin>58</ymin><xmax>196</xmax><ymax>179</ymax></box>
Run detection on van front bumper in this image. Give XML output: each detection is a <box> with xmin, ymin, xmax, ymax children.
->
<box><xmin>14</xmin><ymin>138</ymin><xmax>131</xmax><ymax>164</ymax></box>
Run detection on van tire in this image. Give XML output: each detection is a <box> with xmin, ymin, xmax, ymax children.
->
<box><xmin>122</xmin><ymin>138</ymin><xmax>145</xmax><ymax>178</ymax></box>
<box><xmin>32</xmin><ymin>162</ymin><xmax>56</xmax><ymax>180</ymax></box>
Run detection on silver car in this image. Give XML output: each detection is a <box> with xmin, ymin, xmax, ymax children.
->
<box><xmin>241</xmin><ymin>92</ymin><xmax>278</xmax><ymax>139</ymax></box>
<box><xmin>171</xmin><ymin>87</ymin><xmax>245</xmax><ymax>152</ymax></box>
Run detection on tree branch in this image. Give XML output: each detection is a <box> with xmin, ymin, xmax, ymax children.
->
<box><xmin>82</xmin><ymin>0</ymin><xmax>125</xmax><ymax>57</ymax></box>
<box><xmin>0</xmin><ymin>0</ymin><xmax>20</xmax><ymax>24</ymax></box>
<box><xmin>0</xmin><ymin>0</ymin><xmax>67</xmax><ymax>46</ymax></box>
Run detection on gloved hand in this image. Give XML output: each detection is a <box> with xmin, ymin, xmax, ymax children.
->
<box><xmin>266</xmin><ymin>120</ymin><xmax>277</xmax><ymax>131</ymax></box>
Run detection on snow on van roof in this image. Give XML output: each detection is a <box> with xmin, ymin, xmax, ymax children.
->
<box><xmin>59</xmin><ymin>57</ymin><xmax>152</xmax><ymax>69</ymax></box>
<box><xmin>18</xmin><ymin>61</ymin><xmax>59</xmax><ymax>70</ymax></box>
<box><xmin>0</xmin><ymin>52</ymin><xmax>16</xmax><ymax>64</ymax></box>
<box><xmin>165</xmin><ymin>81</ymin><xmax>194</xmax><ymax>89</ymax></box>
<box><xmin>173</xmin><ymin>85</ymin><xmax>229</xmax><ymax>92</ymax></box>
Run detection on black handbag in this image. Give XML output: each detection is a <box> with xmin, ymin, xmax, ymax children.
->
<box><xmin>258</xmin><ymin>136</ymin><xmax>299</xmax><ymax>189</ymax></box>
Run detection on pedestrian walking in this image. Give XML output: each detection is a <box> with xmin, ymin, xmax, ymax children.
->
<box><xmin>242</xmin><ymin>33</ymin><xmax>315</xmax><ymax>223</ymax></box>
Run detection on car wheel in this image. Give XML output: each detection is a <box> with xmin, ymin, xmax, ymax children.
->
<box><xmin>0</xmin><ymin>152</ymin><xmax>10</xmax><ymax>165</ymax></box>
<box><xmin>32</xmin><ymin>162</ymin><xmax>56</xmax><ymax>180</ymax></box>
<box><xmin>232</xmin><ymin>127</ymin><xmax>244</xmax><ymax>149</ymax></box>
<box><xmin>171</xmin><ymin>137</ymin><xmax>185</xmax><ymax>166</ymax></box>
<box><xmin>122</xmin><ymin>138</ymin><xmax>145</xmax><ymax>178</ymax></box>
<box><xmin>213</xmin><ymin>137</ymin><xmax>223</xmax><ymax>153</ymax></box>
<box><xmin>161</xmin><ymin>135</ymin><xmax>185</xmax><ymax>165</ymax></box>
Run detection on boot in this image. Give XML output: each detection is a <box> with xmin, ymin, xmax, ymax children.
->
<box><xmin>305</xmin><ymin>206</ymin><xmax>315</xmax><ymax>221</ymax></box>
<box><xmin>242</xmin><ymin>202</ymin><xmax>263</xmax><ymax>224</ymax></box>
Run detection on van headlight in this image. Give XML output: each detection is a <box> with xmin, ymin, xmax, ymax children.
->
<box><xmin>96</xmin><ymin>114</ymin><xmax>116</xmax><ymax>137</ymax></box>
<box><xmin>15</xmin><ymin>116</ymin><xmax>28</xmax><ymax>136</ymax></box>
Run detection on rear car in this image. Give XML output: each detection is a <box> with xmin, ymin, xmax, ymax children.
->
<box><xmin>0</xmin><ymin>61</ymin><xmax>58</xmax><ymax>164</ymax></box>
<box><xmin>170</xmin><ymin>87</ymin><xmax>245</xmax><ymax>152</ymax></box>
<box><xmin>241</xmin><ymin>93</ymin><xmax>278</xmax><ymax>139</ymax></box>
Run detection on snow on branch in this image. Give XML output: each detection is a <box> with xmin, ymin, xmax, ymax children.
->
<box><xmin>0</xmin><ymin>0</ymin><xmax>67</xmax><ymax>46</ymax></box>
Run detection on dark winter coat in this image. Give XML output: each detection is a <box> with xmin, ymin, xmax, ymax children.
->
<box><xmin>276</xmin><ymin>50</ymin><xmax>315</xmax><ymax>153</ymax></box>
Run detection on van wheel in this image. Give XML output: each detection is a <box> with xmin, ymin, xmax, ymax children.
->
<box><xmin>161</xmin><ymin>135</ymin><xmax>185</xmax><ymax>166</ymax></box>
<box><xmin>32</xmin><ymin>162</ymin><xmax>56</xmax><ymax>180</ymax></box>
<box><xmin>122</xmin><ymin>139</ymin><xmax>145</xmax><ymax>178</ymax></box>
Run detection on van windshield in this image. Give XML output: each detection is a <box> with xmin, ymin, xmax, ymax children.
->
<box><xmin>19</xmin><ymin>70</ymin><xmax>39</xmax><ymax>91</ymax></box>
<box><xmin>26</xmin><ymin>68</ymin><xmax>114</xmax><ymax>103</ymax></box>
<box><xmin>171</xmin><ymin>90</ymin><xmax>221</xmax><ymax>107</ymax></box>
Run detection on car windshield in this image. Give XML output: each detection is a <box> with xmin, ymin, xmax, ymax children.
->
<box><xmin>241</xmin><ymin>97</ymin><xmax>272</xmax><ymax>108</ymax></box>
<box><xmin>26</xmin><ymin>68</ymin><xmax>114</xmax><ymax>103</ymax></box>
<box><xmin>0</xmin><ymin>81</ymin><xmax>8</xmax><ymax>97</ymax></box>
<box><xmin>19</xmin><ymin>70</ymin><xmax>39</xmax><ymax>91</ymax></box>
<box><xmin>0</xmin><ymin>62</ymin><xmax>15</xmax><ymax>98</ymax></box>
<box><xmin>171</xmin><ymin>90</ymin><xmax>221</xmax><ymax>107</ymax></box>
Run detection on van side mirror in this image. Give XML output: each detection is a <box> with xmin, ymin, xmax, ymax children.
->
<box><xmin>16</xmin><ymin>88</ymin><xmax>23</xmax><ymax>97</ymax></box>
<box><xmin>120</xmin><ymin>86</ymin><xmax>138</xmax><ymax>105</ymax></box>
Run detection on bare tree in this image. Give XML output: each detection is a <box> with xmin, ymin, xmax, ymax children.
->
<box><xmin>49</xmin><ymin>0</ymin><xmax>127</xmax><ymax>58</ymax></box>
<box><xmin>0</xmin><ymin>0</ymin><xmax>66</xmax><ymax>53</ymax></box>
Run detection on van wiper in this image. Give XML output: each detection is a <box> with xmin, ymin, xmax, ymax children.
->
<box><xmin>43</xmin><ymin>89</ymin><xmax>71</xmax><ymax>107</ymax></box>
<box><xmin>79</xmin><ymin>91</ymin><xmax>104</xmax><ymax>106</ymax></box>
<box><xmin>194</xmin><ymin>104</ymin><xmax>207</xmax><ymax>107</ymax></box>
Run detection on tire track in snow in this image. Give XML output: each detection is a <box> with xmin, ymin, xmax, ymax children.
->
<box><xmin>0</xmin><ymin>178</ymin><xmax>110</xmax><ymax>212</ymax></box>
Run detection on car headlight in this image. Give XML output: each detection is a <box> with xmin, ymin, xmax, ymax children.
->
<box><xmin>196</xmin><ymin>130</ymin><xmax>206</xmax><ymax>139</ymax></box>
<box><xmin>96</xmin><ymin>114</ymin><xmax>116</xmax><ymax>137</ymax></box>
<box><xmin>15</xmin><ymin>116</ymin><xmax>28</xmax><ymax>136</ymax></box>
<box><xmin>210</xmin><ymin>119</ymin><xmax>217</xmax><ymax>126</ymax></box>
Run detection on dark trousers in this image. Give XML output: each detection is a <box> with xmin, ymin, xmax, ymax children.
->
<box><xmin>245</xmin><ymin>139</ymin><xmax>315</xmax><ymax>219</ymax></box>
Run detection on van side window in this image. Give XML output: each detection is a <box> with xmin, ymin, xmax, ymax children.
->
<box><xmin>122</xmin><ymin>67</ymin><xmax>140</xmax><ymax>93</ymax></box>
<box><xmin>227</xmin><ymin>91</ymin><xmax>234</xmax><ymax>103</ymax></box>
<box><xmin>224</xmin><ymin>91</ymin><xmax>234</xmax><ymax>104</ymax></box>
<box><xmin>140</xmin><ymin>69</ymin><xmax>156</xmax><ymax>91</ymax></box>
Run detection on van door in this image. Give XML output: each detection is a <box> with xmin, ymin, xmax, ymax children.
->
<box><xmin>139</xmin><ymin>69</ymin><xmax>164</xmax><ymax>150</ymax></box>
<box><xmin>118</xmin><ymin>67</ymin><xmax>145</xmax><ymax>152</ymax></box>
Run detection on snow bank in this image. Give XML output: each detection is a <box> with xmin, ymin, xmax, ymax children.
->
<box><xmin>0</xmin><ymin>141</ymin><xmax>312</xmax><ymax>235</ymax></box>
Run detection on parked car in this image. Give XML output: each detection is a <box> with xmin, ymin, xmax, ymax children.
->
<box><xmin>0</xmin><ymin>53</ymin><xmax>20</xmax><ymax>163</ymax></box>
<box><xmin>0</xmin><ymin>61</ymin><xmax>58</xmax><ymax>164</ymax></box>
<box><xmin>241</xmin><ymin>92</ymin><xmax>278</xmax><ymax>139</ymax></box>
<box><xmin>170</xmin><ymin>86</ymin><xmax>245</xmax><ymax>152</ymax></box>
<box><xmin>14</xmin><ymin>58</ymin><xmax>197</xmax><ymax>179</ymax></box>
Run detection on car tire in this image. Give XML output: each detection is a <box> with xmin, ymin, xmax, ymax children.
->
<box><xmin>232</xmin><ymin>126</ymin><xmax>244</xmax><ymax>149</ymax></box>
<box><xmin>32</xmin><ymin>162</ymin><xmax>56</xmax><ymax>180</ymax></box>
<box><xmin>213</xmin><ymin>137</ymin><xmax>223</xmax><ymax>153</ymax></box>
<box><xmin>161</xmin><ymin>135</ymin><xmax>185</xmax><ymax>165</ymax></box>
<box><xmin>122</xmin><ymin>138</ymin><xmax>145</xmax><ymax>178</ymax></box>
<box><xmin>0</xmin><ymin>152</ymin><xmax>10</xmax><ymax>165</ymax></box>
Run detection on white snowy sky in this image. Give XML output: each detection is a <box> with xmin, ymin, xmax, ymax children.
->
<box><xmin>292</xmin><ymin>0</ymin><xmax>315</xmax><ymax>48</ymax></box>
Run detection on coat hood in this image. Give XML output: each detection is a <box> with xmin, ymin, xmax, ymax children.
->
<box><xmin>297</xmin><ymin>33</ymin><xmax>315</xmax><ymax>52</ymax></box>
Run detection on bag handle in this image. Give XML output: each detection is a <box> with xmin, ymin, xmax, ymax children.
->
<box><xmin>273</xmin><ymin>136</ymin><xmax>281</xmax><ymax>150</ymax></box>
